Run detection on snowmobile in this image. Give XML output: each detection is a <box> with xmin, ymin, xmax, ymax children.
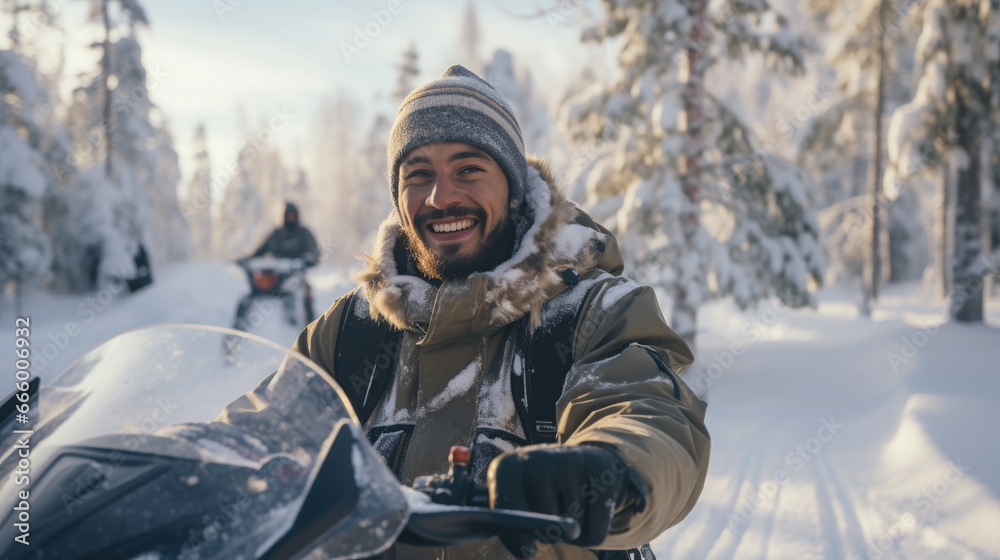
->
<box><xmin>231</xmin><ymin>256</ymin><xmax>314</xmax><ymax>332</ymax></box>
<box><xmin>0</xmin><ymin>325</ymin><xmax>578</xmax><ymax>559</ymax></box>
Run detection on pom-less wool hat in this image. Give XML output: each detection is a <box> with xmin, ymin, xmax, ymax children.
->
<box><xmin>387</xmin><ymin>64</ymin><xmax>530</xmax><ymax>243</ymax></box>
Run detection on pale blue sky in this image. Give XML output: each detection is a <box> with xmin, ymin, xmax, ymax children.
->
<box><xmin>35</xmin><ymin>0</ymin><xmax>615</xmax><ymax>189</ymax></box>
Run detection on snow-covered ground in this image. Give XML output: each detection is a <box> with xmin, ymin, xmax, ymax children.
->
<box><xmin>4</xmin><ymin>265</ymin><xmax>998</xmax><ymax>559</ymax></box>
<box><xmin>2</xmin><ymin>260</ymin><xmax>356</xmax><ymax>384</ymax></box>
<box><xmin>656</xmin><ymin>282</ymin><xmax>1000</xmax><ymax>560</ymax></box>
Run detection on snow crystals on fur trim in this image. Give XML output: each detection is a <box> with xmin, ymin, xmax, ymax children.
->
<box><xmin>488</xmin><ymin>166</ymin><xmax>601</xmax><ymax>282</ymax></box>
<box><xmin>488</xmin><ymin>165</ymin><xmax>554</xmax><ymax>280</ymax></box>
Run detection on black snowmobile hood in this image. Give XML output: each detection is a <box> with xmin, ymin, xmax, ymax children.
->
<box><xmin>0</xmin><ymin>325</ymin><xmax>408</xmax><ymax>560</ymax></box>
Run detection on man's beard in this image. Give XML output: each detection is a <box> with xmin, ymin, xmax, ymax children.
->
<box><xmin>403</xmin><ymin>206</ymin><xmax>515</xmax><ymax>280</ymax></box>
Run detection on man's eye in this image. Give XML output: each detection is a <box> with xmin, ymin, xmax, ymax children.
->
<box><xmin>405</xmin><ymin>170</ymin><xmax>431</xmax><ymax>179</ymax></box>
<box><xmin>459</xmin><ymin>166</ymin><xmax>484</xmax><ymax>174</ymax></box>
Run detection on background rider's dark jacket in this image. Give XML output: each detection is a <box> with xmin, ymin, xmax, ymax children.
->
<box><xmin>252</xmin><ymin>203</ymin><xmax>320</xmax><ymax>265</ymax></box>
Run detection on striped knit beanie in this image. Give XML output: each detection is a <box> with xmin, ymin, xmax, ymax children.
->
<box><xmin>387</xmin><ymin>65</ymin><xmax>530</xmax><ymax>243</ymax></box>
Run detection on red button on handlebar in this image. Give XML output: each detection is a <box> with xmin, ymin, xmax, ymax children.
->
<box><xmin>449</xmin><ymin>446</ymin><xmax>471</xmax><ymax>466</ymax></box>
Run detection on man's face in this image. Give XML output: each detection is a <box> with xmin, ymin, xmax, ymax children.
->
<box><xmin>398</xmin><ymin>142</ymin><xmax>513</xmax><ymax>280</ymax></box>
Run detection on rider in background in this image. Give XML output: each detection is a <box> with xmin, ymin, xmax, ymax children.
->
<box><xmin>248</xmin><ymin>201</ymin><xmax>320</xmax><ymax>322</ymax></box>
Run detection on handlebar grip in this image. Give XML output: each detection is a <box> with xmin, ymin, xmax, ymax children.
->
<box><xmin>400</xmin><ymin>503</ymin><xmax>581</xmax><ymax>548</ymax></box>
<box><xmin>468</xmin><ymin>483</ymin><xmax>490</xmax><ymax>508</ymax></box>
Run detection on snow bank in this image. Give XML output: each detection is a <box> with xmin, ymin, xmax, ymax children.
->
<box><xmin>654</xmin><ymin>283</ymin><xmax>1000</xmax><ymax>559</ymax></box>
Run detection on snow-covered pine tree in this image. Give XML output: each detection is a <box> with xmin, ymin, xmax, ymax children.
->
<box><xmin>989</xmin><ymin>143</ymin><xmax>1000</xmax><ymax>288</ymax></box>
<box><xmin>457</xmin><ymin>0</ymin><xmax>482</xmax><ymax>74</ymax></box>
<box><xmin>359</xmin><ymin>111</ymin><xmax>392</xmax><ymax>225</ymax></box>
<box><xmin>317</xmin><ymin>45</ymin><xmax>424</xmax><ymax>265</ymax></box>
<box><xmin>61</xmin><ymin>29</ymin><xmax>143</xmax><ymax>285</ymax></box>
<box><xmin>185</xmin><ymin>123</ymin><xmax>213</xmax><ymax>258</ymax></box>
<box><xmin>483</xmin><ymin>49</ymin><xmax>552</xmax><ymax>154</ymax></box>
<box><xmin>388</xmin><ymin>44</ymin><xmax>419</xmax><ymax>203</ymax></box>
<box><xmin>484</xmin><ymin>50</ymin><xmax>524</xmax><ymax>127</ymax></box>
<box><xmin>149</xmin><ymin>118</ymin><xmax>189</xmax><ymax>263</ymax></box>
<box><xmin>1</xmin><ymin>2</ymin><xmax>85</xmax><ymax>299</ymax></box>
<box><xmin>309</xmin><ymin>90</ymin><xmax>368</xmax><ymax>267</ymax></box>
<box><xmin>328</xmin><ymin>43</ymin><xmax>428</xmax><ymax>260</ymax></box>
<box><xmin>802</xmin><ymin>0</ymin><xmax>928</xmax><ymax>292</ymax></box>
<box><xmin>54</xmin><ymin>0</ymin><xmax>186</xmax><ymax>289</ymax></box>
<box><xmin>0</xmin><ymin>48</ymin><xmax>52</xmax><ymax>304</ymax></box>
<box><xmin>215</xmin><ymin>142</ymin><xmax>265</xmax><ymax>258</ymax></box>
<box><xmin>245</xmin><ymin>117</ymin><xmax>291</xmax><ymax>230</ymax></box>
<box><xmin>561</xmin><ymin>0</ymin><xmax>824</xmax><ymax>344</ymax></box>
<box><xmin>885</xmin><ymin>0</ymin><xmax>998</xmax><ymax>322</ymax></box>
<box><xmin>392</xmin><ymin>43</ymin><xmax>419</xmax><ymax>103</ymax></box>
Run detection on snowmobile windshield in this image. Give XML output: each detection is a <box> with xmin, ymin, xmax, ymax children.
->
<box><xmin>0</xmin><ymin>325</ymin><xmax>408</xmax><ymax>560</ymax></box>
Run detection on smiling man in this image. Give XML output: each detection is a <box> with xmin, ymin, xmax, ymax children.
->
<box><xmin>287</xmin><ymin>65</ymin><xmax>711</xmax><ymax>559</ymax></box>
<box><xmin>397</xmin><ymin>142</ymin><xmax>515</xmax><ymax>279</ymax></box>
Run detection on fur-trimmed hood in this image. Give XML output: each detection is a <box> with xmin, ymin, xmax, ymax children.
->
<box><xmin>357</xmin><ymin>155</ymin><xmax>623</xmax><ymax>343</ymax></box>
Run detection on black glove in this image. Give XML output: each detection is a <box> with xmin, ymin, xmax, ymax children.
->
<box><xmin>487</xmin><ymin>444</ymin><xmax>630</xmax><ymax>558</ymax></box>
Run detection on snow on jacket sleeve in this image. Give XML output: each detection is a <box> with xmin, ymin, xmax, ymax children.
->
<box><xmin>556</xmin><ymin>278</ymin><xmax>710</xmax><ymax>549</ymax></box>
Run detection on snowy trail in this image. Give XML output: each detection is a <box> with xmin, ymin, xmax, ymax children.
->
<box><xmin>653</xmin><ymin>284</ymin><xmax>1000</xmax><ymax>560</ymax></box>
<box><xmin>3</xmin><ymin>260</ymin><xmax>355</xmax><ymax>384</ymax></box>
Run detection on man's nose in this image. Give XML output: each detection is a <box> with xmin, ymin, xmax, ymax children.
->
<box><xmin>425</xmin><ymin>176</ymin><xmax>462</xmax><ymax>209</ymax></box>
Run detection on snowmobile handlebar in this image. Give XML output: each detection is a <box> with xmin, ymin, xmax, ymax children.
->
<box><xmin>235</xmin><ymin>256</ymin><xmax>307</xmax><ymax>272</ymax></box>
<box><xmin>399</xmin><ymin>446</ymin><xmax>581</xmax><ymax>548</ymax></box>
<box><xmin>399</xmin><ymin>498</ymin><xmax>581</xmax><ymax>548</ymax></box>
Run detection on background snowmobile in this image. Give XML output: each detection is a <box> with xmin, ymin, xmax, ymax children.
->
<box><xmin>0</xmin><ymin>325</ymin><xmax>578</xmax><ymax>560</ymax></box>
<box><xmin>232</xmin><ymin>256</ymin><xmax>314</xmax><ymax>332</ymax></box>
<box><xmin>225</xmin><ymin>257</ymin><xmax>314</xmax><ymax>359</ymax></box>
